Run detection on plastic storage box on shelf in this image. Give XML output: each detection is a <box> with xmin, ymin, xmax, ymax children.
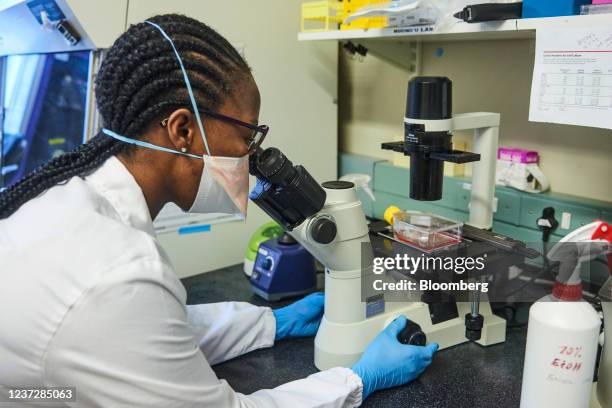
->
<box><xmin>300</xmin><ymin>0</ymin><xmax>343</xmax><ymax>32</ymax></box>
<box><xmin>392</xmin><ymin>211</ymin><xmax>463</xmax><ymax>252</ymax></box>
<box><xmin>522</xmin><ymin>0</ymin><xmax>591</xmax><ymax>18</ymax></box>
<box><xmin>341</xmin><ymin>0</ymin><xmax>388</xmax><ymax>30</ymax></box>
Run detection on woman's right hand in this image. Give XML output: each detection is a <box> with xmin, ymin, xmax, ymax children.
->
<box><xmin>351</xmin><ymin>315</ymin><xmax>438</xmax><ymax>399</ymax></box>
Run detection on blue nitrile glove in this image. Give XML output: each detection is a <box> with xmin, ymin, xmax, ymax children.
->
<box><xmin>249</xmin><ymin>178</ymin><xmax>271</xmax><ymax>200</ymax></box>
<box><xmin>272</xmin><ymin>292</ymin><xmax>324</xmax><ymax>340</ymax></box>
<box><xmin>351</xmin><ymin>315</ymin><xmax>439</xmax><ymax>399</ymax></box>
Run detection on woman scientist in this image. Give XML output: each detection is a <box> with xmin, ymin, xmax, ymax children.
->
<box><xmin>0</xmin><ymin>14</ymin><xmax>437</xmax><ymax>407</ymax></box>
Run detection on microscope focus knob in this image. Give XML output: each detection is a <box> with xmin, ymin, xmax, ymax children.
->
<box><xmin>465</xmin><ymin>313</ymin><xmax>484</xmax><ymax>342</ymax></box>
<box><xmin>310</xmin><ymin>217</ymin><xmax>337</xmax><ymax>244</ymax></box>
<box><xmin>398</xmin><ymin>320</ymin><xmax>427</xmax><ymax>346</ymax></box>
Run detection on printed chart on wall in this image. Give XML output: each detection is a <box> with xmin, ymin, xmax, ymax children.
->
<box><xmin>529</xmin><ymin>26</ymin><xmax>612</xmax><ymax>129</ymax></box>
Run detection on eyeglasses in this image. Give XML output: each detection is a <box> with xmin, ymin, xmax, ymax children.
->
<box><xmin>160</xmin><ymin>109</ymin><xmax>269</xmax><ymax>154</ymax></box>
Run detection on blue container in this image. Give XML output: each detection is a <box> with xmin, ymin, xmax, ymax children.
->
<box><xmin>522</xmin><ymin>0</ymin><xmax>591</xmax><ymax>18</ymax></box>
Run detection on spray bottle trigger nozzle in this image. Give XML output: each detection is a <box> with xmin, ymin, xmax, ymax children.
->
<box><xmin>339</xmin><ymin>174</ymin><xmax>376</xmax><ymax>202</ymax></box>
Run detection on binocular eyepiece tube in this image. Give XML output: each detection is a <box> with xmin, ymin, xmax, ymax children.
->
<box><xmin>249</xmin><ymin>147</ymin><xmax>326</xmax><ymax>230</ymax></box>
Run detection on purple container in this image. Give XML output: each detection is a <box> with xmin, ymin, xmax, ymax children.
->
<box><xmin>498</xmin><ymin>147</ymin><xmax>539</xmax><ymax>164</ymax></box>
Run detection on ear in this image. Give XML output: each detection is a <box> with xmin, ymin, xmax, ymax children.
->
<box><xmin>165</xmin><ymin>108</ymin><xmax>197</xmax><ymax>152</ymax></box>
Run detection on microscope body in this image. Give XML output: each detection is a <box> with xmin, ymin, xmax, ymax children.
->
<box><xmin>250</xmin><ymin>147</ymin><xmax>505</xmax><ymax>370</ymax></box>
<box><xmin>250</xmin><ymin>77</ymin><xmax>508</xmax><ymax>369</ymax></box>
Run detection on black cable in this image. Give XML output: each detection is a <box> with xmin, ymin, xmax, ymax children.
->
<box><xmin>583</xmin><ymin>293</ymin><xmax>602</xmax><ymax>312</ymax></box>
<box><xmin>502</xmin><ymin>207</ymin><xmax>561</xmax><ymax>299</ymax></box>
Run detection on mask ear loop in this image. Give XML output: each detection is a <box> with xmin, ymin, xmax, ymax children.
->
<box><xmin>145</xmin><ymin>20</ymin><xmax>211</xmax><ymax>157</ymax></box>
<box><xmin>102</xmin><ymin>128</ymin><xmax>201</xmax><ymax>159</ymax></box>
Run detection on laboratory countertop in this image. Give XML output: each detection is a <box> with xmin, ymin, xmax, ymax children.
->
<box><xmin>181</xmin><ymin>264</ymin><xmax>528</xmax><ymax>408</ymax></box>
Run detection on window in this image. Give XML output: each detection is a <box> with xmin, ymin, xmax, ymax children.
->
<box><xmin>1</xmin><ymin>51</ymin><xmax>90</xmax><ymax>188</ymax></box>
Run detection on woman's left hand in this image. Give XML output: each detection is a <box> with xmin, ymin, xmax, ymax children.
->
<box><xmin>272</xmin><ymin>292</ymin><xmax>324</xmax><ymax>340</ymax></box>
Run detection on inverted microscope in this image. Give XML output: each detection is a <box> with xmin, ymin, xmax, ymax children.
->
<box><xmin>250</xmin><ymin>76</ymin><xmax>536</xmax><ymax>370</ymax></box>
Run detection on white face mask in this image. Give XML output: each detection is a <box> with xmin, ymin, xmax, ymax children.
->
<box><xmin>189</xmin><ymin>155</ymin><xmax>249</xmax><ymax>216</ymax></box>
<box><xmin>101</xmin><ymin>20</ymin><xmax>250</xmax><ymax>218</ymax></box>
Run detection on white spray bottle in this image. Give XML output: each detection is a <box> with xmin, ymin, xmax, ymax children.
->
<box><xmin>519</xmin><ymin>222</ymin><xmax>609</xmax><ymax>408</ymax></box>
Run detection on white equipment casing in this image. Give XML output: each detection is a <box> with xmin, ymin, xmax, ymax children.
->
<box><xmin>290</xmin><ymin>183</ymin><xmax>505</xmax><ymax>370</ymax></box>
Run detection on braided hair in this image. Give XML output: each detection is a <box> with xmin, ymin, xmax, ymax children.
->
<box><xmin>0</xmin><ymin>14</ymin><xmax>251</xmax><ymax>219</ymax></box>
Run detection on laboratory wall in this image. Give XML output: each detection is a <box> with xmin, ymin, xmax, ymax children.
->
<box><xmin>340</xmin><ymin>39</ymin><xmax>612</xmax><ymax>203</ymax></box>
<box><xmin>127</xmin><ymin>0</ymin><xmax>338</xmax><ymax>277</ymax></box>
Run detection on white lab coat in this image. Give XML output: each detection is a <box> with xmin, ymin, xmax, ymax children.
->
<box><xmin>0</xmin><ymin>156</ymin><xmax>363</xmax><ymax>408</ymax></box>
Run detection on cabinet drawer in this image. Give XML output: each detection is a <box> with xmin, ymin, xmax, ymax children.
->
<box><xmin>373</xmin><ymin>162</ymin><xmax>459</xmax><ymax>209</ymax></box>
<box><xmin>372</xmin><ymin>191</ymin><xmax>468</xmax><ymax>223</ymax></box>
<box><xmin>374</xmin><ymin>162</ymin><xmax>410</xmax><ymax>196</ymax></box>
<box><xmin>495</xmin><ymin>189</ymin><xmax>521</xmax><ymax>225</ymax></box>
<box><xmin>455</xmin><ymin>181</ymin><xmax>472</xmax><ymax>212</ymax></box>
<box><xmin>373</xmin><ymin>191</ymin><xmax>431</xmax><ymax>220</ymax></box>
<box><xmin>492</xmin><ymin>221</ymin><xmax>545</xmax><ymax>243</ymax></box>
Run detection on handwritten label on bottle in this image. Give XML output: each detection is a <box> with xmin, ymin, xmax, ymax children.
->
<box><xmin>550</xmin><ymin>346</ymin><xmax>583</xmax><ymax>372</ymax></box>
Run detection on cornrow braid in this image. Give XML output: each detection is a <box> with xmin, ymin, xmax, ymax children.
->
<box><xmin>0</xmin><ymin>13</ymin><xmax>251</xmax><ymax>219</ymax></box>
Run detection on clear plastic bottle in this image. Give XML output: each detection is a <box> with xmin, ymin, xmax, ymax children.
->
<box><xmin>520</xmin><ymin>301</ymin><xmax>601</xmax><ymax>408</ymax></box>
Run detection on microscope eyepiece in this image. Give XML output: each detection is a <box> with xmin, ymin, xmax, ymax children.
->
<box><xmin>254</xmin><ymin>147</ymin><xmax>296</xmax><ymax>185</ymax></box>
<box><xmin>249</xmin><ymin>147</ymin><xmax>327</xmax><ymax>230</ymax></box>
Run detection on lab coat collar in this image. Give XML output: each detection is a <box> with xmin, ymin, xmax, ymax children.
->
<box><xmin>86</xmin><ymin>156</ymin><xmax>156</xmax><ymax>237</ymax></box>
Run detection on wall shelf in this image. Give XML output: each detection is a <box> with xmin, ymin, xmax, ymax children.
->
<box><xmin>298</xmin><ymin>13</ymin><xmax>612</xmax><ymax>42</ymax></box>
